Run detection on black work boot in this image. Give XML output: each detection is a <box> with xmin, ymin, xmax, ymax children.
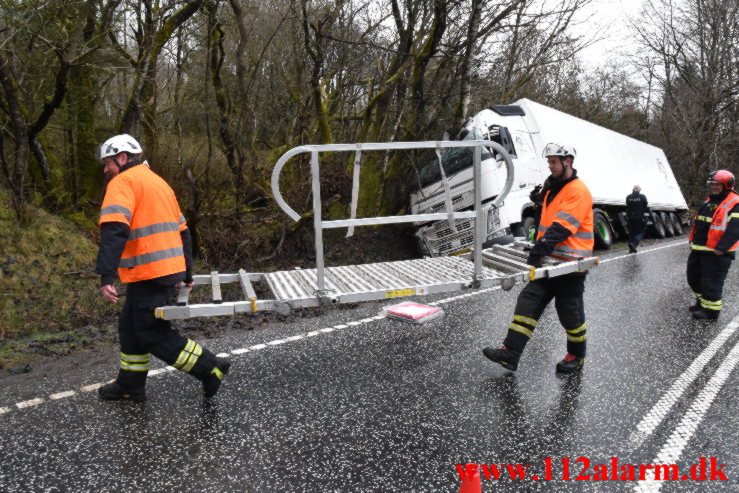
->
<box><xmin>482</xmin><ymin>346</ymin><xmax>520</xmax><ymax>371</ymax></box>
<box><xmin>628</xmin><ymin>243</ymin><xmax>637</xmax><ymax>253</ymax></box>
<box><xmin>98</xmin><ymin>381</ymin><xmax>146</xmax><ymax>402</ymax></box>
<box><xmin>692</xmin><ymin>309</ymin><xmax>719</xmax><ymax>320</ymax></box>
<box><xmin>555</xmin><ymin>354</ymin><xmax>584</xmax><ymax>374</ymax></box>
<box><xmin>203</xmin><ymin>358</ymin><xmax>231</xmax><ymax>398</ymax></box>
<box><xmin>688</xmin><ymin>300</ymin><xmax>702</xmax><ymax>312</ymax></box>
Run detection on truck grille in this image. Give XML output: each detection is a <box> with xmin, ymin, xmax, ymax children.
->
<box><xmin>420</xmin><ymin>218</ymin><xmax>475</xmax><ymax>256</ymax></box>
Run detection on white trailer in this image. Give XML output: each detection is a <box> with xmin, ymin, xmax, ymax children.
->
<box><xmin>410</xmin><ymin>99</ymin><xmax>689</xmax><ymax>256</ymax></box>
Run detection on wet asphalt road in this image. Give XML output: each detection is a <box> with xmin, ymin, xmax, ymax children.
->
<box><xmin>1</xmin><ymin>239</ymin><xmax>738</xmax><ymax>492</ymax></box>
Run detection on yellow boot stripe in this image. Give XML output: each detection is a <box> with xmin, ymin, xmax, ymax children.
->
<box><xmin>566</xmin><ymin>334</ymin><xmax>587</xmax><ymax>342</ymax></box>
<box><xmin>566</xmin><ymin>323</ymin><xmax>587</xmax><ymax>335</ymax></box>
<box><xmin>509</xmin><ymin>323</ymin><xmax>533</xmax><ymax>338</ymax></box>
<box><xmin>513</xmin><ymin>315</ymin><xmax>538</xmax><ymax>327</ymax></box>
<box><xmin>182</xmin><ymin>344</ymin><xmax>203</xmax><ymax>373</ymax></box>
<box><xmin>174</xmin><ymin>340</ymin><xmax>196</xmax><ymax>369</ymax></box>
<box><xmin>211</xmin><ymin>367</ymin><xmax>224</xmax><ymax>379</ymax></box>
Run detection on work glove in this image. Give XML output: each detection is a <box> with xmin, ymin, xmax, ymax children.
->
<box><xmin>529</xmin><ymin>184</ymin><xmax>543</xmax><ymax>204</ymax></box>
<box><xmin>526</xmin><ymin>254</ymin><xmax>543</xmax><ymax>268</ymax></box>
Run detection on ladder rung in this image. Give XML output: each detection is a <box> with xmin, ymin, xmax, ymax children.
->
<box><xmin>176</xmin><ymin>285</ymin><xmax>190</xmax><ymax>306</ymax></box>
<box><xmin>239</xmin><ymin>269</ymin><xmax>257</xmax><ymax>299</ymax></box>
<box><xmin>211</xmin><ymin>271</ymin><xmax>223</xmax><ymax>304</ymax></box>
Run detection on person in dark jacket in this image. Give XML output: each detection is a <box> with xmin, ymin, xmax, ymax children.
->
<box><xmin>626</xmin><ymin>185</ymin><xmax>648</xmax><ymax>253</ymax></box>
<box><xmin>687</xmin><ymin>170</ymin><xmax>739</xmax><ymax>320</ymax></box>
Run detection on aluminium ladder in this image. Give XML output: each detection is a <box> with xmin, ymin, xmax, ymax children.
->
<box><xmin>154</xmin><ymin>141</ymin><xmax>598</xmax><ymax>321</ymax></box>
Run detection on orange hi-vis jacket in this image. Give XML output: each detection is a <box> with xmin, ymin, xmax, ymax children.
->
<box><xmin>537</xmin><ymin>178</ymin><xmax>594</xmax><ymax>258</ymax></box>
<box><xmin>99</xmin><ymin>165</ymin><xmax>187</xmax><ymax>283</ymax></box>
<box><xmin>689</xmin><ymin>191</ymin><xmax>739</xmax><ymax>252</ymax></box>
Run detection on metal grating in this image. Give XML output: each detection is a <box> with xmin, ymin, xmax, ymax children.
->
<box><xmin>264</xmin><ymin>256</ymin><xmax>504</xmax><ymax>301</ymax></box>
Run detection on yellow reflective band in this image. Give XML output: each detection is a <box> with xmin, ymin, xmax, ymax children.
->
<box><xmin>513</xmin><ymin>314</ymin><xmax>538</xmax><ymax>327</ymax></box>
<box><xmin>121</xmin><ymin>353</ymin><xmax>150</xmax><ymax>362</ymax></box>
<box><xmin>119</xmin><ymin>362</ymin><xmax>150</xmax><ymax>372</ymax></box>
<box><xmin>566</xmin><ymin>323</ymin><xmax>587</xmax><ymax>335</ymax></box>
<box><xmin>174</xmin><ymin>339</ymin><xmax>195</xmax><ymax>369</ymax></box>
<box><xmin>182</xmin><ymin>343</ymin><xmax>203</xmax><ymax>373</ymax></box>
<box><xmin>566</xmin><ymin>334</ymin><xmax>587</xmax><ymax>342</ymax></box>
<box><xmin>690</xmin><ymin>244</ymin><xmax>714</xmax><ymax>252</ymax></box>
<box><xmin>211</xmin><ymin>367</ymin><xmax>224</xmax><ymax>379</ymax></box>
<box><xmin>509</xmin><ymin>323</ymin><xmax>533</xmax><ymax>338</ymax></box>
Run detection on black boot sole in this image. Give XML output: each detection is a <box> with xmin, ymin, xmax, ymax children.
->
<box><xmin>482</xmin><ymin>347</ymin><xmax>518</xmax><ymax>371</ymax></box>
<box><xmin>98</xmin><ymin>390</ymin><xmax>147</xmax><ymax>402</ymax></box>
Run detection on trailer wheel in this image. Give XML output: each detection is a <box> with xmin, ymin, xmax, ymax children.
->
<box><xmin>593</xmin><ymin>210</ymin><xmax>614</xmax><ymax>250</ymax></box>
<box><xmin>522</xmin><ymin>216</ymin><xmax>536</xmax><ymax>243</ymax></box>
<box><xmin>669</xmin><ymin>212</ymin><xmax>683</xmax><ymax>235</ymax></box>
<box><xmin>660</xmin><ymin>211</ymin><xmax>675</xmax><ymax>237</ymax></box>
<box><xmin>649</xmin><ymin>211</ymin><xmax>666</xmax><ymax>239</ymax></box>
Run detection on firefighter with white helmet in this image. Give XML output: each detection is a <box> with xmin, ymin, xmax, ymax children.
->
<box><xmin>483</xmin><ymin>142</ymin><xmax>594</xmax><ymax>373</ymax></box>
<box><xmin>94</xmin><ymin>134</ymin><xmax>230</xmax><ymax>400</ymax></box>
<box><xmin>687</xmin><ymin>170</ymin><xmax>739</xmax><ymax>319</ymax></box>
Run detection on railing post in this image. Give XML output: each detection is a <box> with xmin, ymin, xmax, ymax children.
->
<box><xmin>473</xmin><ymin>145</ymin><xmax>483</xmax><ymax>287</ymax></box>
<box><xmin>311</xmin><ymin>151</ymin><xmax>326</xmax><ymax>293</ymax></box>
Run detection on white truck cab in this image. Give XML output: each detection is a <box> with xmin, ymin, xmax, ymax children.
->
<box><xmin>410</xmin><ymin>99</ymin><xmax>688</xmax><ymax>256</ymax></box>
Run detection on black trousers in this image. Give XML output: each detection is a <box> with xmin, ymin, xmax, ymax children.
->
<box><xmin>686</xmin><ymin>251</ymin><xmax>732</xmax><ymax>313</ymax></box>
<box><xmin>503</xmin><ymin>273</ymin><xmax>587</xmax><ymax>358</ymax></box>
<box><xmin>627</xmin><ymin>218</ymin><xmax>645</xmax><ymax>248</ymax></box>
<box><xmin>116</xmin><ymin>280</ymin><xmax>217</xmax><ymax>389</ymax></box>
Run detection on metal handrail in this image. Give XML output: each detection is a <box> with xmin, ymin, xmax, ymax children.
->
<box><xmin>270</xmin><ymin>140</ymin><xmax>515</xmax><ymax>299</ymax></box>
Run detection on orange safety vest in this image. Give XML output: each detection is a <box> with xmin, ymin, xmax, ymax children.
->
<box><xmin>99</xmin><ymin>165</ymin><xmax>187</xmax><ymax>283</ymax></box>
<box><xmin>537</xmin><ymin>178</ymin><xmax>594</xmax><ymax>258</ymax></box>
<box><xmin>689</xmin><ymin>191</ymin><xmax>739</xmax><ymax>252</ymax></box>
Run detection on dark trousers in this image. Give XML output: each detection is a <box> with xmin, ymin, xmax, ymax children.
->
<box><xmin>503</xmin><ymin>273</ymin><xmax>587</xmax><ymax>358</ymax></box>
<box><xmin>116</xmin><ymin>280</ymin><xmax>217</xmax><ymax>389</ymax></box>
<box><xmin>687</xmin><ymin>251</ymin><xmax>732</xmax><ymax>313</ymax></box>
<box><xmin>628</xmin><ymin>219</ymin><xmax>645</xmax><ymax>248</ymax></box>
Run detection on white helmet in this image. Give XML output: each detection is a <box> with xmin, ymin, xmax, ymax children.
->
<box><xmin>542</xmin><ymin>142</ymin><xmax>576</xmax><ymax>161</ymax></box>
<box><xmin>97</xmin><ymin>134</ymin><xmax>143</xmax><ymax>162</ymax></box>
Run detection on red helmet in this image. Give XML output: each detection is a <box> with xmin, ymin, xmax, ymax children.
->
<box><xmin>707</xmin><ymin>170</ymin><xmax>735</xmax><ymax>190</ymax></box>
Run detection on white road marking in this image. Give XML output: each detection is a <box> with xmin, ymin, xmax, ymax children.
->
<box><xmin>49</xmin><ymin>391</ymin><xmax>76</xmax><ymax>400</ymax></box>
<box><xmin>79</xmin><ymin>383</ymin><xmax>104</xmax><ymax>392</ymax></box>
<box><xmin>628</xmin><ymin>314</ymin><xmax>739</xmax><ymax>449</ymax></box>
<box><xmin>599</xmin><ymin>240</ymin><xmax>686</xmax><ymax>264</ymax></box>
<box><xmin>284</xmin><ymin>335</ymin><xmax>304</xmax><ymax>342</ymax></box>
<box><xmin>0</xmin><ymin>240</ymin><xmax>693</xmax><ymax>417</ymax></box>
<box><xmin>216</xmin><ymin>352</ymin><xmax>230</xmax><ymax>358</ymax></box>
<box><xmin>16</xmin><ymin>398</ymin><xmax>44</xmax><ymax>409</ymax></box>
<box><xmin>634</xmin><ymin>338</ymin><xmax>739</xmax><ymax>492</ymax></box>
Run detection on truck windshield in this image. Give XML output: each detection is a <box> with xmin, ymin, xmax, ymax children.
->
<box><xmin>416</xmin><ymin>127</ymin><xmax>494</xmax><ymax>189</ymax></box>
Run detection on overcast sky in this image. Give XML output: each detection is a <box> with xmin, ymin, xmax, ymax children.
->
<box><xmin>575</xmin><ymin>0</ymin><xmax>644</xmax><ymax>69</ymax></box>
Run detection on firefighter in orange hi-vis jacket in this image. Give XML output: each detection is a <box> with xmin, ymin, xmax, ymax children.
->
<box><xmin>483</xmin><ymin>143</ymin><xmax>594</xmax><ymax>374</ymax></box>
<box><xmin>687</xmin><ymin>170</ymin><xmax>739</xmax><ymax>320</ymax></box>
<box><xmin>95</xmin><ymin>134</ymin><xmax>230</xmax><ymax>401</ymax></box>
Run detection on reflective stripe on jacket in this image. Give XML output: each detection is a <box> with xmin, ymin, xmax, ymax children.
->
<box><xmin>99</xmin><ymin>165</ymin><xmax>187</xmax><ymax>282</ymax></box>
<box><xmin>689</xmin><ymin>191</ymin><xmax>739</xmax><ymax>252</ymax></box>
<box><xmin>537</xmin><ymin>178</ymin><xmax>594</xmax><ymax>258</ymax></box>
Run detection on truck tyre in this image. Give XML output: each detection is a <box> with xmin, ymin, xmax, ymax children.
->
<box><xmin>669</xmin><ymin>212</ymin><xmax>683</xmax><ymax>235</ymax></box>
<box><xmin>593</xmin><ymin>210</ymin><xmax>614</xmax><ymax>250</ymax></box>
<box><xmin>649</xmin><ymin>211</ymin><xmax>666</xmax><ymax>239</ymax></box>
<box><xmin>660</xmin><ymin>211</ymin><xmax>675</xmax><ymax>237</ymax></box>
<box><xmin>522</xmin><ymin>216</ymin><xmax>536</xmax><ymax>243</ymax></box>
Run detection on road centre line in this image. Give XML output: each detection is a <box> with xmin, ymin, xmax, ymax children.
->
<box><xmin>0</xmin><ymin>240</ymin><xmax>690</xmax><ymax>416</ymax></box>
<box><xmin>634</xmin><ymin>337</ymin><xmax>739</xmax><ymax>493</ymax></box>
<box><xmin>628</xmin><ymin>314</ymin><xmax>739</xmax><ymax>449</ymax></box>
